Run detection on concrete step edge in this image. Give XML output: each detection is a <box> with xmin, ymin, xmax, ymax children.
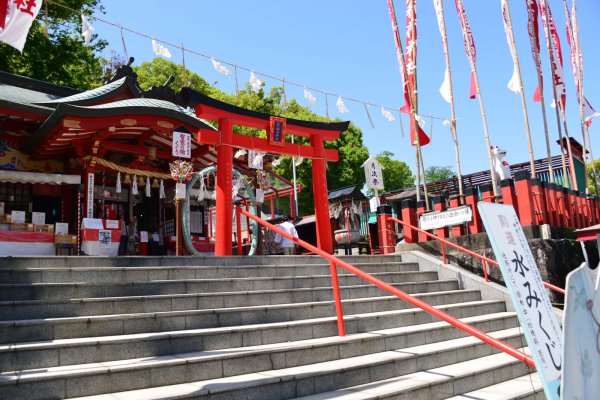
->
<box><xmin>0</xmin><ymin>311</ymin><xmax>516</xmax><ymax>354</ymax></box>
<box><xmin>445</xmin><ymin>373</ymin><xmax>543</xmax><ymax>400</ymax></box>
<box><xmin>0</xmin><ymin>327</ymin><xmax>524</xmax><ymax>386</ymax></box>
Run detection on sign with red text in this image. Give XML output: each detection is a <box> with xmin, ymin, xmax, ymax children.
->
<box><xmin>478</xmin><ymin>202</ymin><xmax>561</xmax><ymax>400</ymax></box>
<box><xmin>172</xmin><ymin>131</ymin><xmax>191</xmax><ymax>158</ymax></box>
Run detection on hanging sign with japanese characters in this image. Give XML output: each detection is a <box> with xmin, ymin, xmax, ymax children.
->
<box><xmin>172</xmin><ymin>130</ymin><xmax>191</xmax><ymax>158</ymax></box>
<box><xmin>478</xmin><ymin>202</ymin><xmax>561</xmax><ymax>400</ymax></box>
<box><xmin>419</xmin><ymin>206</ymin><xmax>472</xmax><ymax>230</ymax></box>
<box><xmin>362</xmin><ymin>156</ymin><xmax>385</xmax><ymax>190</ymax></box>
<box><xmin>269</xmin><ymin>116</ymin><xmax>286</xmax><ymax>146</ymax></box>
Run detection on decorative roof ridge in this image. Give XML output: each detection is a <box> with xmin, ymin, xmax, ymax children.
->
<box><xmin>0</xmin><ymin>70</ymin><xmax>81</xmax><ymax>97</ymax></box>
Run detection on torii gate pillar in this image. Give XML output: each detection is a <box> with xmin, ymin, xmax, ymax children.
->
<box><xmin>215</xmin><ymin>118</ymin><xmax>233</xmax><ymax>256</ymax></box>
<box><xmin>311</xmin><ymin>134</ymin><xmax>333</xmax><ymax>254</ymax></box>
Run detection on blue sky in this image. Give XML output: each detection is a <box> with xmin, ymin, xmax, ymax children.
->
<box><xmin>90</xmin><ymin>0</ymin><xmax>600</xmax><ymax>178</ymax></box>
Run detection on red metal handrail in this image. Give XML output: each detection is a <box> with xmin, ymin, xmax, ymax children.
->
<box><xmin>388</xmin><ymin>216</ymin><xmax>566</xmax><ymax>295</ymax></box>
<box><xmin>237</xmin><ymin>206</ymin><xmax>535</xmax><ymax>368</ymax></box>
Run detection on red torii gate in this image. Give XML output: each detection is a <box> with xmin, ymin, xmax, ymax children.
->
<box><xmin>182</xmin><ymin>89</ymin><xmax>349</xmax><ymax>256</ymax></box>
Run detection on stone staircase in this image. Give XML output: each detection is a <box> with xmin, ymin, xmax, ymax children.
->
<box><xmin>0</xmin><ymin>254</ymin><xmax>544</xmax><ymax>399</ymax></box>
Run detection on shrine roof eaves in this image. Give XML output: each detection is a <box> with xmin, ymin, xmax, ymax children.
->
<box><xmin>0</xmin><ymin>99</ymin><xmax>54</xmax><ymax>118</ymax></box>
<box><xmin>0</xmin><ymin>70</ymin><xmax>81</xmax><ymax>98</ymax></box>
<box><xmin>22</xmin><ymin>98</ymin><xmax>217</xmax><ymax>154</ymax></box>
<box><xmin>181</xmin><ymin>87</ymin><xmax>350</xmax><ymax>134</ymax></box>
<box><xmin>34</xmin><ymin>77</ymin><xmax>142</xmax><ymax>107</ymax></box>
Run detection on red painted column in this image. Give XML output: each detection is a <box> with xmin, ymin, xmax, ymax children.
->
<box><xmin>541</xmin><ymin>182</ymin><xmax>555</xmax><ymax>226</ymax></box>
<box><xmin>432</xmin><ymin>195</ymin><xmax>449</xmax><ymax>239</ymax></box>
<box><xmin>569</xmin><ymin>190</ymin><xmax>579</xmax><ymax>229</ymax></box>
<box><xmin>416</xmin><ymin>200</ymin><xmax>429</xmax><ymax>242</ymax></box>
<box><xmin>464</xmin><ymin>187</ymin><xmax>483</xmax><ymax>234</ymax></box>
<box><xmin>531</xmin><ymin>178</ymin><xmax>547</xmax><ymax>225</ymax></box>
<box><xmin>548</xmin><ymin>183</ymin><xmax>559</xmax><ymax>227</ymax></box>
<box><xmin>289</xmin><ymin>194</ymin><xmax>295</xmax><ymax>219</ymax></box>
<box><xmin>562</xmin><ymin>188</ymin><xmax>572</xmax><ymax>228</ymax></box>
<box><xmin>576</xmin><ymin>192</ymin><xmax>584</xmax><ymax>228</ymax></box>
<box><xmin>479</xmin><ymin>183</ymin><xmax>494</xmax><ymax>203</ymax></box>
<box><xmin>592</xmin><ymin>196</ymin><xmax>599</xmax><ymax>225</ymax></box>
<box><xmin>554</xmin><ymin>185</ymin><xmax>565</xmax><ymax>228</ymax></box>
<box><xmin>500</xmin><ymin>179</ymin><xmax>519</xmax><ymax>217</ymax></box>
<box><xmin>449</xmin><ymin>196</ymin><xmax>465</xmax><ymax>237</ymax></box>
<box><xmin>400</xmin><ymin>199</ymin><xmax>417</xmax><ymax>243</ymax></box>
<box><xmin>270</xmin><ymin>198</ymin><xmax>275</xmax><ymax>219</ymax></box>
<box><xmin>215</xmin><ymin>118</ymin><xmax>234</xmax><ymax>256</ymax></box>
<box><xmin>311</xmin><ymin>134</ymin><xmax>333</xmax><ymax>254</ymax></box>
<box><xmin>377</xmin><ymin>205</ymin><xmax>395</xmax><ymax>254</ymax></box>
<box><xmin>514</xmin><ymin>171</ymin><xmax>535</xmax><ymax>227</ymax></box>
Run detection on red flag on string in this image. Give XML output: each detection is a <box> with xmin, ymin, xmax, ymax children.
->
<box><xmin>525</xmin><ymin>0</ymin><xmax>543</xmax><ymax>103</ymax></box>
<box><xmin>454</xmin><ymin>0</ymin><xmax>477</xmax><ymax>99</ymax></box>
<box><xmin>539</xmin><ymin>0</ymin><xmax>566</xmax><ymax>111</ymax></box>
<box><xmin>564</xmin><ymin>1</ymin><xmax>597</xmax><ymax>125</ymax></box>
<box><xmin>0</xmin><ymin>0</ymin><xmax>8</xmax><ymax>30</ymax></box>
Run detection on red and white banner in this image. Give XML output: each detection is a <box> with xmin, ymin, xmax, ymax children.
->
<box><xmin>0</xmin><ymin>0</ymin><xmax>43</xmax><ymax>52</ymax></box>
<box><xmin>539</xmin><ymin>0</ymin><xmax>566</xmax><ymax>111</ymax></box>
<box><xmin>386</xmin><ymin>0</ymin><xmax>430</xmax><ymax>146</ymax></box>
<box><xmin>564</xmin><ymin>0</ymin><xmax>597</xmax><ymax>125</ymax></box>
<box><xmin>526</xmin><ymin>0</ymin><xmax>543</xmax><ymax>102</ymax></box>
<box><xmin>404</xmin><ymin>0</ymin><xmax>417</xmax><ymax>113</ymax></box>
<box><xmin>454</xmin><ymin>0</ymin><xmax>477</xmax><ymax>99</ymax></box>
<box><xmin>433</xmin><ymin>0</ymin><xmax>452</xmax><ymax>104</ymax></box>
<box><xmin>501</xmin><ymin>0</ymin><xmax>520</xmax><ymax>94</ymax></box>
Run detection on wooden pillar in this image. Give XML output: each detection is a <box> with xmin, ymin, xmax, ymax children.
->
<box><xmin>540</xmin><ymin>182</ymin><xmax>555</xmax><ymax>226</ymax></box>
<box><xmin>416</xmin><ymin>200</ymin><xmax>428</xmax><ymax>242</ymax></box>
<box><xmin>270</xmin><ymin>198</ymin><xmax>275</xmax><ymax>219</ymax></box>
<box><xmin>289</xmin><ymin>194</ymin><xmax>295</xmax><ymax>219</ymax></box>
<box><xmin>377</xmin><ymin>205</ymin><xmax>395</xmax><ymax>254</ymax></box>
<box><xmin>480</xmin><ymin>183</ymin><xmax>494</xmax><ymax>203</ymax></box>
<box><xmin>555</xmin><ymin>185</ymin><xmax>565</xmax><ymax>228</ymax></box>
<box><xmin>400</xmin><ymin>199</ymin><xmax>417</xmax><ymax>243</ymax></box>
<box><xmin>311</xmin><ymin>134</ymin><xmax>333</xmax><ymax>254</ymax></box>
<box><xmin>548</xmin><ymin>183</ymin><xmax>559</xmax><ymax>227</ymax></box>
<box><xmin>449</xmin><ymin>196</ymin><xmax>465</xmax><ymax>237</ymax></box>
<box><xmin>562</xmin><ymin>188</ymin><xmax>572</xmax><ymax>228</ymax></box>
<box><xmin>514</xmin><ymin>171</ymin><xmax>535</xmax><ymax>227</ymax></box>
<box><xmin>215</xmin><ymin>118</ymin><xmax>233</xmax><ymax>256</ymax></box>
<box><xmin>500</xmin><ymin>179</ymin><xmax>519</xmax><ymax>216</ymax></box>
<box><xmin>432</xmin><ymin>195</ymin><xmax>449</xmax><ymax>239</ymax></box>
<box><xmin>464</xmin><ymin>187</ymin><xmax>483</xmax><ymax>234</ymax></box>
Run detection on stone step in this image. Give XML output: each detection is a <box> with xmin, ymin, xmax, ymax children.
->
<box><xmin>294</xmin><ymin>350</ymin><xmax>532</xmax><ymax>400</ymax></box>
<box><xmin>0</xmin><ymin>279</ymin><xmax>459</xmax><ymax>321</ymax></box>
<box><xmin>0</xmin><ymin>300</ymin><xmax>505</xmax><ymax>347</ymax></box>
<box><xmin>0</xmin><ymin>262</ymin><xmax>419</xmax><ymax>284</ymax></box>
<box><xmin>446</xmin><ymin>373</ymin><xmax>543</xmax><ymax>400</ymax></box>
<box><xmin>0</xmin><ymin>270</ymin><xmax>438</xmax><ymax>301</ymax></box>
<box><xmin>0</xmin><ymin>255</ymin><xmax>404</xmax><ymax>270</ymax></box>
<box><xmin>0</xmin><ymin>291</ymin><xmax>488</xmax><ymax>344</ymax></box>
<box><xmin>1</xmin><ymin>299</ymin><xmax>512</xmax><ymax>373</ymax></box>
<box><xmin>44</xmin><ymin>330</ymin><xmax>526</xmax><ymax>400</ymax></box>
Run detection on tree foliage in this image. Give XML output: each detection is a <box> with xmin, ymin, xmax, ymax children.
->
<box><xmin>587</xmin><ymin>159</ymin><xmax>600</xmax><ymax>195</ymax></box>
<box><xmin>425</xmin><ymin>165</ymin><xmax>454</xmax><ymax>183</ymax></box>
<box><xmin>374</xmin><ymin>151</ymin><xmax>413</xmax><ymax>192</ymax></box>
<box><xmin>0</xmin><ymin>0</ymin><xmax>107</xmax><ymax>90</ymax></box>
<box><xmin>134</xmin><ymin>58</ymin><xmax>370</xmax><ymax>215</ymax></box>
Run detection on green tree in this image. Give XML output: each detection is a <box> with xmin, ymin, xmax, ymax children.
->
<box><xmin>587</xmin><ymin>159</ymin><xmax>600</xmax><ymax>195</ymax></box>
<box><xmin>135</xmin><ymin>58</ymin><xmax>370</xmax><ymax>215</ymax></box>
<box><xmin>425</xmin><ymin>165</ymin><xmax>454</xmax><ymax>183</ymax></box>
<box><xmin>374</xmin><ymin>151</ymin><xmax>413</xmax><ymax>192</ymax></box>
<box><xmin>0</xmin><ymin>0</ymin><xmax>107</xmax><ymax>90</ymax></box>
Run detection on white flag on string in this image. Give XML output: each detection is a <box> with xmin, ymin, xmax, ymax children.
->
<box><xmin>304</xmin><ymin>87</ymin><xmax>316</xmax><ymax>105</ymax></box>
<box><xmin>0</xmin><ymin>0</ymin><xmax>43</xmax><ymax>52</ymax></box>
<box><xmin>211</xmin><ymin>57</ymin><xmax>231</xmax><ymax>77</ymax></box>
<box><xmin>381</xmin><ymin>107</ymin><xmax>395</xmax><ymax>122</ymax></box>
<box><xmin>439</xmin><ymin>67</ymin><xmax>452</xmax><ymax>104</ymax></box>
<box><xmin>81</xmin><ymin>14</ymin><xmax>94</xmax><ymax>45</ymax></box>
<box><xmin>249</xmin><ymin>71</ymin><xmax>263</xmax><ymax>93</ymax></box>
<box><xmin>336</xmin><ymin>96</ymin><xmax>349</xmax><ymax>113</ymax></box>
<box><xmin>501</xmin><ymin>0</ymin><xmax>520</xmax><ymax>94</ymax></box>
<box><xmin>151</xmin><ymin>39</ymin><xmax>172</xmax><ymax>58</ymax></box>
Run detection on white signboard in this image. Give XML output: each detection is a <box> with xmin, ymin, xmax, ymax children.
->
<box><xmin>478</xmin><ymin>202</ymin><xmax>561</xmax><ymax>400</ymax></box>
<box><xmin>362</xmin><ymin>156</ymin><xmax>385</xmax><ymax>190</ymax></box>
<box><xmin>31</xmin><ymin>212</ymin><xmax>45</xmax><ymax>225</ymax></box>
<box><xmin>98</xmin><ymin>230</ymin><xmax>112</xmax><ymax>248</ymax></box>
<box><xmin>247</xmin><ymin>150</ymin><xmax>264</xmax><ymax>169</ymax></box>
<box><xmin>55</xmin><ymin>222</ymin><xmax>69</xmax><ymax>235</ymax></box>
<box><xmin>419</xmin><ymin>206</ymin><xmax>472</xmax><ymax>230</ymax></box>
<box><xmin>11</xmin><ymin>210</ymin><xmax>25</xmax><ymax>224</ymax></box>
<box><xmin>81</xmin><ymin>218</ymin><xmax>104</xmax><ymax>230</ymax></box>
<box><xmin>190</xmin><ymin>211</ymin><xmax>203</xmax><ymax>233</ymax></box>
<box><xmin>172</xmin><ymin>131</ymin><xmax>191</xmax><ymax>158</ymax></box>
<box><xmin>175</xmin><ymin>183</ymin><xmax>186</xmax><ymax>199</ymax></box>
<box><xmin>140</xmin><ymin>231</ymin><xmax>148</xmax><ymax>243</ymax></box>
<box><xmin>105</xmin><ymin>219</ymin><xmax>119</xmax><ymax>230</ymax></box>
<box><xmin>86</xmin><ymin>172</ymin><xmax>94</xmax><ymax>218</ymax></box>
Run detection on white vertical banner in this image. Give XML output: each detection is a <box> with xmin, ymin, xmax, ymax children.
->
<box><xmin>478</xmin><ymin>202</ymin><xmax>561</xmax><ymax>400</ymax></box>
<box><xmin>172</xmin><ymin>131</ymin><xmax>191</xmax><ymax>158</ymax></box>
<box><xmin>0</xmin><ymin>0</ymin><xmax>43</xmax><ymax>52</ymax></box>
<box><xmin>86</xmin><ymin>173</ymin><xmax>94</xmax><ymax>218</ymax></box>
<box><xmin>362</xmin><ymin>156</ymin><xmax>385</xmax><ymax>190</ymax></box>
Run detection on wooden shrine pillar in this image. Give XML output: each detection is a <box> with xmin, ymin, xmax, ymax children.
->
<box><xmin>514</xmin><ymin>171</ymin><xmax>535</xmax><ymax>227</ymax></box>
<box><xmin>432</xmin><ymin>196</ymin><xmax>449</xmax><ymax>239</ymax></box>
<box><xmin>215</xmin><ymin>118</ymin><xmax>233</xmax><ymax>256</ymax></box>
<box><xmin>401</xmin><ymin>199</ymin><xmax>417</xmax><ymax>243</ymax></box>
<box><xmin>500</xmin><ymin>179</ymin><xmax>519</xmax><ymax>216</ymax></box>
<box><xmin>449</xmin><ymin>196</ymin><xmax>465</xmax><ymax>237</ymax></box>
<box><xmin>311</xmin><ymin>134</ymin><xmax>333</xmax><ymax>254</ymax></box>
<box><xmin>464</xmin><ymin>187</ymin><xmax>483</xmax><ymax>234</ymax></box>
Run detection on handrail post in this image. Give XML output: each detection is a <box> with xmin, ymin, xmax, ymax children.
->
<box><xmin>377</xmin><ymin>205</ymin><xmax>395</xmax><ymax>254</ymax></box>
<box><xmin>329</xmin><ymin>261</ymin><xmax>346</xmax><ymax>336</ymax></box>
<box><xmin>235</xmin><ymin>205</ymin><xmax>243</xmax><ymax>256</ymax></box>
<box><xmin>441</xmin><ymin>243</ymin><xmax>446</xmax><ymax>264</ymax></box>
<box><xmin>482</xmin><ymin>260</ymin><xmax>489</xmax><ymax>282</ymax></box>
